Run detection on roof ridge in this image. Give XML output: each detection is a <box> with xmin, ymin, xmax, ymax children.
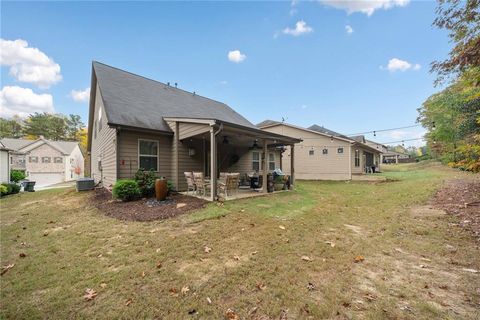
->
<box><xmin>92</xmin><ymin>61</ymin><xmax>229</xmax><ymax>107</ymax></box>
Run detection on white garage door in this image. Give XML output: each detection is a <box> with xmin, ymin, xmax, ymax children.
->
<box><xmin>28</xmin><ymin>173</ymin><xmax>64</xmax><ymax>187</ymax></box>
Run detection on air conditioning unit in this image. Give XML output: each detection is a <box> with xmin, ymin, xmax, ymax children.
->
<box><xmin>76</xmin><ymin>178</ymin><xmax>95</xmax><ymax>191</ymax></box>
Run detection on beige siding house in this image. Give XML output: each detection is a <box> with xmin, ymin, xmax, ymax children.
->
<box><xmin>0</xmin><ymin>137</ymin><xmax>84</xmax><ymax>186</ymax></box>
<box><xmin>87</xmin><ymin>62</ymin><xmax>300</xmax><ymax>200</ymax></box>
<box><xmin>0</xmin><ymin>142</ymin><xmax>11</xmax><ymax>183</ymax></box>
<box><xmin>258</xmin><ymin>121</ymin><xmax>383</xmax><ymax>180</ymax></box>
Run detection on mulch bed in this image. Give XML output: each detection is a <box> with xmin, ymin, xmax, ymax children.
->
<box><xmin>91</xmin><ymin>188</ymin><xmax>208</xmax><ymax>222</ymax></box>
<box><xmin>431</xmin><ymin>178</ymin><xmax>480</xmax><ymax>240</ymax></box>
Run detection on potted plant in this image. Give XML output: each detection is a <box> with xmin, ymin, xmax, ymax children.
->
<box><xmin>273</xmin><ymin>175</ymin><xmax>285</xmax><ymax>191</ymax></box>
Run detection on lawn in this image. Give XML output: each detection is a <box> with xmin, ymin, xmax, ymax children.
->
<box><xmin>1</xmin><ymin>163</ymin><xmax>479</xmax><ymax>319</ymax></box>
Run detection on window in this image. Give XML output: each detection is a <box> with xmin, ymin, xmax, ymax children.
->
<box><xmin>252</xmin><ymin>151</ymin><xmax>260</xmax><ymax>172</ymax></box>
<box><xmin>268</xmin><ymin>153</ymin><xmax>275</xmax><ymax>171</ymax></box>
<box><xmin>309</xmin><ymin>150</ymin><xmax>314</xmax><ymax>156</ymax></box>
<box><xmin>42</xmin><ymin>157</ymin><xmax>51</xmax><ymax>163</ymax></box>
<box><xmin>337</xmin><ymin>147</ymin><xmax>344</xmax><ymax>154</ymax></box>
<box><xmin>29</xmin><ymin>156</ymin><xmax>38</xmax><ymax>163</ymax></box>
<box><xmin>54</xmin><ymin>157</ymin><xmax>63</xmax><ymax>163</ymax></box>
<box><xmin>138</xmin><ymin>140</ymin><xmax>158</xmax><ymax>171</ymax></box>
<box><xmin>322</xmin><ymin>148</ymin><xmax>328</xmax><ymax>155</ymax></box>
<box><xmin>355</xmin><ymin>150</ymin><xmax>360</xmax><ymax>167</ymax></box>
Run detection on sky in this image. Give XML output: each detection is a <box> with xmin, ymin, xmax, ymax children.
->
<box><xmin>1</xmin><ymin>0</ymin><xmax>451</xmax><ymax>147</ymax></box>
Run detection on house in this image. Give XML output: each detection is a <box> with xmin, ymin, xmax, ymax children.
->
<box><xmin>86</xmin><ymin>62</ymin><xmax>300</xmax><ymax>200</ymax></box>
<box><xmin>0</xmin><ymin>137</ymin><xmax>84</xmax><ymax>186</ymax></box>
<box><xmin>0</xmin><ymin>141</ymin><xmax>11</xmax><ymax>183</ymax></box>
<box><xmin>382</xmin><ymin>150</ymin><xmax>411</xmax><ymax>163</ymax></box>
<box><xmin>257</xmin><ymin>121</ymin><xmax>383</xmax><ymax>180</ymax></box>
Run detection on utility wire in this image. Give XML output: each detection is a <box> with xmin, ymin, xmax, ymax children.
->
<box><xmin>346</xmin><ymin>124</ymin><xmax>422</xmax><ymax>136</ymax></box>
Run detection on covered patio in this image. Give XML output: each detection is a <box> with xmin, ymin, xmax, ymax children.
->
<box><xmin>165</xmin><ymin>117</ymin><xmax>301</xmax><ymax>201</ymax></box>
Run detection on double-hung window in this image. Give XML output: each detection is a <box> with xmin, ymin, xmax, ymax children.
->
<box><xmin>138</xmin><ymin>140</ymin><xmax>159</xmax><ymax>171</ymax></box>
<box><xmin>354</xmin><ymin>150</ymin><xmax>360</xmax><ymax>167</ymax></box>
<box><xmin>268</xmin><ymin>153</ymin><xmax>275</xmax><ymax>171</ymax></box>
<box><xmin>42</xmin><ymin>157</ymin><xmax>51</xmax><ymax>163</ymax></box>
<box><xmin>54</xmin><ymin>157</ymin><xmax>63</xmax><ymax>163</ymax></box>
<box><xmin>252</xmin><ymin>151</ymin><xmax>260</xmax><ymax>172</ymax></box>
<box><xmin>29</xmin><ymin>156</ymin><xmax>38</xmax><ymax>163</ymax></box>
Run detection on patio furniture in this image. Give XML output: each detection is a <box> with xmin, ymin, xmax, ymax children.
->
<box><xmin>193</xmin><ymin>172</ymin><xmax>210</xmax><ymax>197</ymax></box>
<box><xmin>218</xmin><ymin>173</ymin><xmax>240</xmax><ymax>198</ymax></box>
<box><xmin>184</xmin><ymin>172</ymin><xmax>196</xmax><ymax>195</ymax></box>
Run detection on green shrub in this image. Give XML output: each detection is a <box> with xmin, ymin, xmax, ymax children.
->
<box><xmin>8</xmin><ymin>183</ymin><xmax>20</xmax><ymax>194</ymax></box>
<box><xmin>10</xmin><ymin>170</ymin><xmax>26</xmax><ymax>183</ymax></box>
<box><xmin>0</xmin><ymin>185</ymin><xmax>8</xmax><ymax>197</ymax></box>
<box><xmin>167</xmin><ymin>180</ymin><xmax>174</xmax><ymax>194</ymax></box>
<box><xmin>112</xmin><ymin>180</ymin><xmax>141</xmax><ymax>201</ymax></box>
<box><xmin>134</xmin><ymin>169</ymin><xmax>156</xmax><ymax>197</ymax></box>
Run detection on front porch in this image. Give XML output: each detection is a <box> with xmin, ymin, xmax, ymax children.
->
<box><xmin>166</xmin><ymin>117</ymin><xmax>301</xmax><ymax>201</ymax></box>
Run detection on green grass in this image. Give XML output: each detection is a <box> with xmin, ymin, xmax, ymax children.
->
<box><xmin>1</xmin><ymin>163</ymin><xmax>479</xmax><ymax>319</ymax></box>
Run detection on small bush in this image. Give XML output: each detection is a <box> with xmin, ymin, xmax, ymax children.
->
<box><xmin>167</xmin><ymin>180</ymin><xmax>174</xmax><ymax>194</ymax></box>
<box><xmin>112</xmin><ymin>180</ymin><xmax>141</xmax><ymax>201</ymax></box>
<box><xmin>10</xmin><ymin>170</ymin><xmax>26</xmax><ymax>183</ymax></box>
<box><xmin>0</xmin><ymin>185</ymin><xmax>8</xmax><ymax>197</ymax></box>
<box><xmin>8</xmin><ymin>183</ymin><xmax>20</xmax><ymax>194</ymax></box>
<box><xmin>134</xmin><ymin>169</ymin><xmax>156</xmax><ymax>197</ymax></box>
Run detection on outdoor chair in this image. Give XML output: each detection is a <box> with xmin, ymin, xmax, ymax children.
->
<box><xmin>192</xmin><ymin>172</ymin><xmax>209</xmax><ymax>197</ymax></box>
<box><xmin>184</xmin><ymin>172</ymin><xmax>196</xmax><ymax>195</ymax></box>
<box><xmin>218</xmin><ymin>173</ymin><xmax>240</xmax><ymax>199</ymax></box>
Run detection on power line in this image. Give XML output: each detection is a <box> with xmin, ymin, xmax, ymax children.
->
<box><xmin>346</xmin><ymin>124</ymin><xmax>422</xmax><ymax>136</ymax></box>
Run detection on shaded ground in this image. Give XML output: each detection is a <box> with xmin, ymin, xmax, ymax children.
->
<box><xmin>432</xmin><ymin>178</ymin><xmax>480</xmax><ymax>239</ymax></box>
<box><xmin>92</xmin><ymin>188</ymin><xmax>207</xmax><ymax>221</ymax></box>
<box><xmin>1</xmin><ymin>162</ymin><xmax>479</xmax><ymax>319</ymax></box>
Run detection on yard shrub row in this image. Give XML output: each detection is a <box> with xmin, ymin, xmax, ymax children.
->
<box><xmin>1</xmin><ymin>183</ymin><xmax>21</xmax><ymax>197</ymax></box>
<box><xmin>112</xmin><ymin>180</ymin><xmax>141</xmax><ymax>201</ymax></box>
<box><xmin>112</xmin><ymin>169</ymin><xmax>174</xmax><ymax>201</ymax></box>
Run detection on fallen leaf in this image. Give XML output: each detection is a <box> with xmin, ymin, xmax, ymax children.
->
<box><xmin>248</xmin><ymin>306</ymin><xmax>258</xmax><ymax>315</ymax></box>
<box><xmin>206</xmin><ymin>297</ymin><xmax>212</xmax><ymax>304</ymax></box>
<box><xmin>19</xmin><ymin>253</ymin><xmax>26</xmax><ymax>258</ymax></box>
<box><xmin>169</xmin><ymin>288</ymin><xmax>179</xmax><ymax>296</ymax></box>
<box><xmin>256</xmin><ymin>283</ymin><xmax>267</xmax><ymax>291</ymax></box>
<box><xmin>83</xmin><ymin>288</ymin><xmax>97</xmax><ymax>301</ymax></box>
<box><xmin>204</xmin><ymin>246</ymin><xmax>212</xmax><ymax>253</ymax></box>
<box><xmin>251</xmin><ymin>251</ymin><xmax>258</xmax><ymax>255</ymax></box>
<box><xmin>156</xmin><ymin>262</ymin><xmax>162</xmax><ymax>268</ymax></box>
<box><xmin>225</xmin><ymin>308</ymin><xmax>239</xmax><ymax>320</ymax></box>
<box><xmin>307</xmin><ymin>282</ymin><xmax>316</xmax><ymax>291</ymax></box>
<box><xmin>279</xmin><ymin>225</ymin><xmax>286</xmax><ymax>230</ymax></box>
<box><xmin>100</xmin><ymin>283</ymin><xmax>107</xmax><ymax>288</ymax></box>
<box><xmin>188</xmin><ymin>309</ymin><xmax>197</xmax><ymax>315</ymax></box>
<box><xmin>1</xmin><ymin>264</ymin><xmax>14</xmax><ymax>276</ymax></box>
<box><xmin>176</xmin><ymin>203</ymin><xmax>186</xmax><ymax>209</ymax></box>
<box><xmin>325</xmin><ymin>241</ymin><xmax>335</xmax><ymax>248</ymax></box>
<box><xmin>141</xmin><ymin>271</ymin><xmax>146</xmax><ymax>278</ymax></box>
<box><xmin>240</xmin><ymin>209</ymin><xmax>245</xmax><ymax>212</ymax></box>
<box><xmin>354</xmin><ymin>255</ymin><xmax>365</xmax><ymax>263</ymax></box>
<box><xmin>233</xmin><ymin>255</ymin><xmax>240</xmax><ymax>261</ymax></box>
<box><xmin>301</xmin><ymin>255</ymin><xmax>312</xmax><ymax>262</ymax></box>
<box><xmin>181</xmin><ymin>286</ymin><xmax>190</xmax><ymax>294</ymax></box>
<box><xmin>43</xmin><ymin>231</ymin><xmax>48</xmax><ymax>237</ymax></box>
<box><xmin>125</xmin><ymin>299</ymin><xmax>132</xmax><ymax>306</ymax></box>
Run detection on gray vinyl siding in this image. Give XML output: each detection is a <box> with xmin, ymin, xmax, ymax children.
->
<box><xmin>91</xmin><ymin>83</ymin><xmax>117</xmax><ymax>187</ymax></box>
<box><xmin>117</xmin><ymin>131</ymin><xmax>172</xmax><ymax>180</ymax></box>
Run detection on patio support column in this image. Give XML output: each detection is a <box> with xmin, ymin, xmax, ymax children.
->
<box><xmin>173</xmin><ymin>122</ymin><xmax>179</xmax><ymax>190</ymax></box>
<box><xmin>210</xmin><ymin>128</ymin><xmax>217</xmax><ymax>201</ymax></box>
<box><xmin>262</xmin><ymin>139</ymin><xmax>268</xmax><ymax>193</ymax></box>
<box><xmin>290</xmin><ymin>144</ymin><xmax>295</xmax><ymax>187</ymax></box>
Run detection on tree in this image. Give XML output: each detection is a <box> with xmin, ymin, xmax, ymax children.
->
<box><xmin>66</xmin><ymin>114</ymin><xmax>84</xmax><ymax>141</ymax></box>
<box><xmin>23</xmin><ymin>113</ymin><xmax>68</xmax><ymax>141</ymax></box>
<box><xmin>0</xmin><ymin>117</ymin><xmax>24</xmax><ymax>138</ymax></box>
<box><xmin>432</xmin><ymin>0</ymin><xmax>480</xmax><ymax>85</ymax></box>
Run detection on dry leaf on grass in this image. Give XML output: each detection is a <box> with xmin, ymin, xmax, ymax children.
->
<box><xmin>83</xmin><ymin>288</ymin><xmax>97</xmax><ymax>301</ymax></box>
<box><xmin>176</xmin><ymin>203</ymin><xmax>186</xmax><ymax>209</ymax></box>
<box><xmin>206</xmin><ymin>297</ymin><xmax>212</xmax><ymax>304</ymax></box>
<box><xmin>156</xmin><ymin>262</ymin><xmax>162</xmax><ymax>268</ymax></box>
<box><xmin>279</xmin><ymin>225</ymin><xmax>286</xmax><ymax>230</ymax></box>
<box><xmin>301</xmin><ymin>255</ymin><xmax>312</xmax><ymax>262</ymax></box>
<box><xmin>1</xmin><ymin>264</ymin><xmax>14</xmax><ymax>276</ymax></box>
<box><xmin>125</xmin><ymin>299</ymin><xmax>132</xmax><ymax>306</ymax></box>
<box><xmin>256</xmin><ymin>283</ymin><xmax>267</xmax><ymax>291</ymax></box>
<box><xmin>225</xmin><ymin>308</ymin><xmax>239</xmax><ymax>320</ymax></box>
<box><xmin>325</xmin><ymin>241</ymin><xmax>335</xmax><ymax>248</ymax></box>
<box><xmin>233</xmin><ymin>255</ymin><xmax>240</xmax><ymax>261</ymax></box>
<box><xmin>181</xmin><ymin>286</ymin><xmax>190</xmax><ymax>294</ymax></box>
<box><xmin>19</xmin><ymin>253</ymin><xmax>26</xmax><ymax>258</ymax></box>
<box><xmin>170</xmin><ymin>287</ymin><xmax>179</xmax><ymax>296</ymax></box>
<box><xmin>141</xmin><ymin>271</ymin><xmax>146</xmax><ymax>278</ymax></box>
<box><xmin>354</xmin><ymin>255</ymin><xmax>365</xmax><ymax>263</ymax></box>
<box><xmin>100</xmin><ymin>283</ymin><xmax>107</xmax><ymax>288</ymax></box>
<box><xmin>204</xmin><ymin>246</ymin><xmax>212</xmax><ymax>253</ymax></box>
<box><xmin>307</xmin><ymin>282</ymin><xmax>316</xmax><ymax>291</ymax></box>
<box><xmin>251</xmin><ymin>251</ymin><xmax>258</xmax><ymax>255</ymax></box>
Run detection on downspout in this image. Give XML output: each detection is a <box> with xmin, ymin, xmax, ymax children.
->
<box><xmin>348</xmin><ymin>143</ymin><xmax>352</xmax><ymax>180</ymax></box>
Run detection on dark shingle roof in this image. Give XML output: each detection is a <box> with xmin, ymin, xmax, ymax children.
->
<box><xmin>256</xmin><ymin>119</ymin><xmax>282</xmax><ymax>128</ymax></box>
<box><xmin>0</xmin><ymin>138</ymin><xmax>78</xmax><ymax>154</ymax></box>
<box><xmin>93</xmin><ymin>62</ymin><xmax>256</xmax><ymax>132</ymax></box>
<box><xmin>349</xmin><ymin>135</ymin><xmax>366</xmax><ymax>143</ymax></box>
<box><xmin>308</xmin><ymin>124</ymin><xmax>351</xmax><ymax>140</ymax></box>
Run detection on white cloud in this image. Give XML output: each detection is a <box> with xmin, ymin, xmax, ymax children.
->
<box><xmin>70</xmin><ymin>88</ymin><xmax>90</xmax><ymax>102</ymax></box>
<box><xmin>345</xmin><ymin>25</ymin><xmax>354</xmax><ymax>34</ymax></box>
<box><xmin>227</xmin><ymin>50</ymin><xmax>247</xmax><ymax>63</ymax></box>
<box><xmin>283</xmin><ymin>20</ymin><xmax>313</xmax><ymax>36</ymax></box>
<box><xmin>0</xmin><ymin>86</ymin><xmax>54</xmax><ymax>118</ymax></box>
<box><xmin>382</xmin><ymin>58</ymin><xmax>421</xmax><ymax>72</ymax></box>
<box><xmin>320</xmin><ymin>0</ymin><xmax>409</xmax><ymax>16</ymax></box>
<box><xmin>0</xmin><ymin>39</ymin><xmax>62</xmax><ymax>89</ymax></box>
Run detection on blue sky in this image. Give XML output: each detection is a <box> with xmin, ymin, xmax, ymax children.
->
<box><xmin>1</xmin><ymin>1</ymin><xmax>450</xmax><ymax>146</ymax></box>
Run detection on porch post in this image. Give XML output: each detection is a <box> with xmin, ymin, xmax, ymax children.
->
<box><xmin>210</xmin><ymin>128</ymin><xmax>217</xmax><ymax>201</ymax></box>
<box><xmin>262</xmin><ymin>139</ymin><xmax>268</xmax><ymax>193</ymax></box>
<box><xmin>395</xmin><ymin>154</ymin><xmax>399</xmax><ymax>164</ymax></box>
<box><xmin>290</xmin><ymin>144</ymin><xmax>295</xmax><ymax>187</ymax></box>
<box><xmin>173</xmin><ymin>122</ymin><xmax>179</xmax><ymax>190</ymax></box>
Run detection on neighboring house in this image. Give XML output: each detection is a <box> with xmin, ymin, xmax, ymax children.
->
<box><xmin>86</xmin><ymin>62</ymin><xmax>300</xmax><ymax>200</ymax></box>
<box><xmin>257</xmin><ymin>121</ymin><xmax>383</xmax><ymax>180</ymax></box>
<box><xmin>0</xmin><ymin>141</ymin><xmax>11</xmax><ymax>183</ymax></box>
<box><xmin>0</xmin><ymin>137</ymin><xmax>84</xmax><ymax>187</ymax></box>
<box><xmin>383</xmin><ymin>151</ymin><xmax>411</xmax><ymax>163</ymax></box>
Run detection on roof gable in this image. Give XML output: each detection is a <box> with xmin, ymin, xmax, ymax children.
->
<box><xmin>92</xmin><ymin>61</ymin><xmax>256</xmax><ymax>133</ymax></box>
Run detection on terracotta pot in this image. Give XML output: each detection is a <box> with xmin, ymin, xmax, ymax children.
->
<box><xmin>155</xmin><ymin>178</ymin><xmax>167</xmax><ymax>201</ymax></box>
